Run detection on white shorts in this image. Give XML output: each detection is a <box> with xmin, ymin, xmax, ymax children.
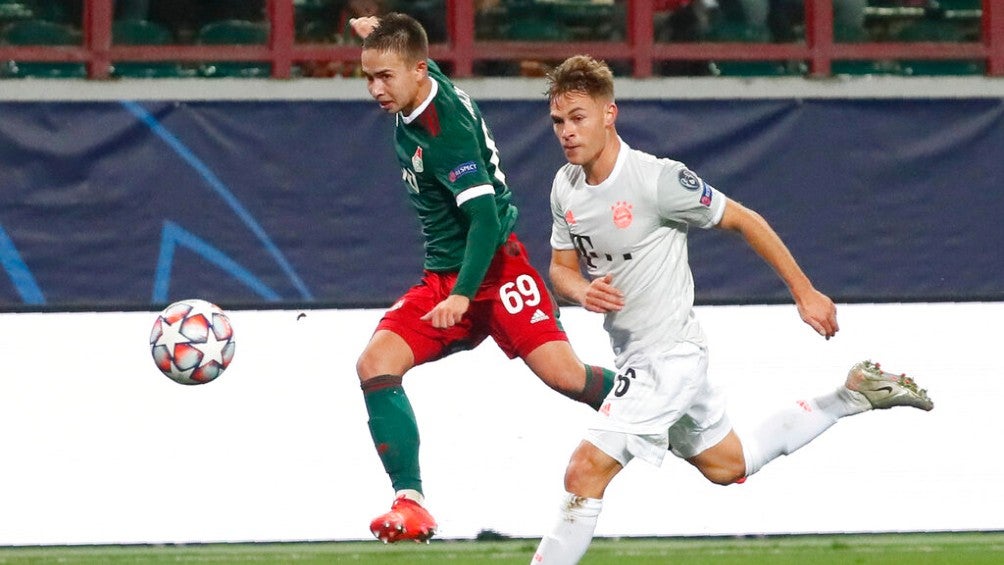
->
<box><xmin>585</xmin><ymin>341</ymin><xmax>731</xmax><ymax>467</ymax></box>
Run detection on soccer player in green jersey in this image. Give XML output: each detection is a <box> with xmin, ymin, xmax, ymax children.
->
<box><xmin>349</xmin><ymin>14</ymin><xmax>618</xmax><ymax>543</ymax></box>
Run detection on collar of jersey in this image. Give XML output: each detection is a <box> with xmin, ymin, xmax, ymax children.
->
<box><xmin>401</xmin><ymin>78</ymin><xmax>439</xmax><ymax>125</ymax></box>
<box><xmin>583</xmin><ymin>136</ymin><xmax>629</xmax><ymax>191</ymax></box>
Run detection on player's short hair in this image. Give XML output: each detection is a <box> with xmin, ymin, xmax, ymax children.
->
<box><xmin>546</xmin><ymin>55</ymin><xmax>615</xmax><ymax>103</ymax></box>
<box><xmin>362</xmin><ymin>12</ymin><xmax>429</xmax><ymax>63</ymax></box>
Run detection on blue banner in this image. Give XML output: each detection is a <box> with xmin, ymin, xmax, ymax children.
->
<box><xmin>0</xmin><ymin>97</ymin><xmax>1001</xmax><ymax>310</ymax></box>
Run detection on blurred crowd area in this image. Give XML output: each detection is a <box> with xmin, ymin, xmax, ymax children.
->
<box><xmin>0</xmin><ymin>1</ymin><xmax>987</xmax><ymax>78</ymax></box>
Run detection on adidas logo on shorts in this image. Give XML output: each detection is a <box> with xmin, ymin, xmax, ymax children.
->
<box><xmin>530</xmin><ymin>309</ymin><xmax>550</xmax><ymax>324</ymax></box>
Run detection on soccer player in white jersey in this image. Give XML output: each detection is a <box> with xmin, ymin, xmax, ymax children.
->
<box><xmin>530</xmin><ymin>55</ymin><xmax>934</xmax><ymax>564</ymax></box>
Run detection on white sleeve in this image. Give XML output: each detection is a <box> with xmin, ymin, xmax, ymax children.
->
<box><xmin>550</xmin><ymin>172</ymin><xmax>575</xmax><ymax>250</ymax></box>
<box><xmin>656</xmin><ymin>161</ymin><xmax>726</xmax><ymax>229</ymax></box>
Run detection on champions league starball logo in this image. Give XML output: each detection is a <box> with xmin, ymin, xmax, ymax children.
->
<box><xmin>0</xmin><ymin>101</ymin><xmax>316</xmax><ymax>308</ymax></box>
<box><xmin>678</xmin><ymin>168</ymin><xmax>702</xmax><ymax>190</ymax></box>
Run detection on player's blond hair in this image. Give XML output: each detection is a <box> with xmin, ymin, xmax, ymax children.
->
<box><xmin>546</xmin><ymin>55</ymin><xmax>615</xmax><ymax>103</ymax></box>
<box><xmin>362</xmin><ymin>12</ymin><xmax>429</xmax><ymax>63</ymax></box>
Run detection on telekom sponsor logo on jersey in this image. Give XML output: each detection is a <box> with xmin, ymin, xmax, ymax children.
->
<box><xmin>448</xmin><ymin>161</ymin><xmax>478</xmax><ymax>182</ymax></box>
<box><xmin>564</xmin><ymin>209</ymin><xmax>576</xmax><ymax>225</ymax></box>
<box><xmin>611</xmin><ymin>201</ymin><xmax>633</xmax><ymax>229</ymax></box>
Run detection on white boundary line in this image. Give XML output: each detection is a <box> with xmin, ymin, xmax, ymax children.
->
<box><xmin>2</xmin><ymin>75</ymin><xmax>1004</xmax><ymax>102</ymax></box>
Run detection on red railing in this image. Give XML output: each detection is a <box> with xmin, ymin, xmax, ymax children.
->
<box><xmin>0</xmin><ymin>0</ymin><xmax>1000</xmax><ymax>79</ymax></box>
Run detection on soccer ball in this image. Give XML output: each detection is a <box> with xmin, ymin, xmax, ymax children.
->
<box><xmin>149</xmin><ymin>299</ymin><xmax>236</xmax><ymax>385</ymax></box>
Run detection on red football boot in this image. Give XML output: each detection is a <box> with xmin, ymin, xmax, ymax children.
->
<box><xmin>369</xmin><ymin>495</ymin><xmax>438</xmax><ymax>543</ymax></box>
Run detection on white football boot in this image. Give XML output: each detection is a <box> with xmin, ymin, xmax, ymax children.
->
<box><xmin>845</xmin><ymin>360</ymin><xmax>934</xmax><ymax>411</ymax></box>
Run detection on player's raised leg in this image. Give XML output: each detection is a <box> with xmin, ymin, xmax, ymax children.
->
<box><xmin>737</xmin><ymin>360</ymin><xmax>934</xmax><ymax>478</ymax></box>
<box><xmin>524</xmin><ymin>341</ymin><xmax>616</xmax><ymax>411</ymax></box>
<box><xmin>481</xmin><ymin>238</ymin><xmax>617</xmax><ymax>411</ymax></box>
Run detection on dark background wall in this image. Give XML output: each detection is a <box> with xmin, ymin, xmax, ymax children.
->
<box><xmin>0</xmin><ymin>97</ymin><xmax>1001</xmax><ymax>310</ymax></box>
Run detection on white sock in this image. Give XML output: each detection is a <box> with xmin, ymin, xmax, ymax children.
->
<box><xmin>741</xmin><ymin>386</ymin><xmax>866</xmax><ymax>477</ymax></box>
<box><xmin>395</xmin><ymin>489</ymin><xmax>424</xmax><ymax>505</ymax></box>
<box><xmin>816</xmin><ymin>386</ymin><xmax>872</xmax><ymax>418</ymax></box>
<box><xmin>531</xmin><ymin>493</ymin><xmax>603</xmax><ymax>565</ymax></box>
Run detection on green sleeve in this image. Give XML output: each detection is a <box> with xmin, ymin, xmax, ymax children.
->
<box><xmin>451</xmin><ymin>194</ymin><xmax>500</xmax><ymax>298</ymax></box>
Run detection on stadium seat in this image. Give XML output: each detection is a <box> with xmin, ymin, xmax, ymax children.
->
<box><xmin>897</xmin><ymin>15</ymin><xmax>969</xmax><ymax>42</ymax></box>
<box><xmin>830</xmin><ymin>24</ymin><xmax>899</xmax><ymax>76</ymax></box>
<box><xmin>197</xmin><ymin>19</ymin><xmax>270</xmax><ymax>78</ymax></box>
<box><xmin>896</xmin><ymin>15</ymin><xmax>983</xmax><ymax>76</ymax></box>
<box><xmin>710</xmin><ymin>60</ymin><xmax>800</xmax><ymax>77</ymax></box>
<box><xmin>503</xmin><ymin>0</ymin><xmax>571</xmax><ymax>41</ymax></box>
<box><xmin>113</xmin><ymin>18</ymin><xmax>173</xmax><ymax>45</ymax></box>
<box><xmin>899</xmin><ymin>59</ymin><xmax>984</xmax><ymax>76</ymax></box>
<box><xmin>831</xmin><ymin>60</ymin><xmax>902</xmax><ymax>76</ymax></box>
<box><xmin>0</xmin><ymin>19</ymin><xmax>87</xmax><ymax>78</ymax></box>
<box><xmin>834</xmin><ymin>22</ymin><xmax>868</xmax><ymax>43</ymax></box>
<box><xmin>705</xmin><ymin>19</ymin><xmax>771</xmax><ymax>43</ymax></box>
<box><xmin>506</xmin><ymin>17</ymin><xmax>571</xmax><ymax>41</ymax></box>
<box><xmin>111</xmin><ymin>18</ymin><xmax>192</xmax><ymax>78</ymax></box>
<box><xmin>935</xmin><ymin>0</ymin><xmax>980</xmax><ymax>10</ymax></box>
<box><xmin>706</xmin><ymin>20</ymin><xmax>797</xmax><ymax>77</ymax></box>
<box><xmin>503</xmin><ymin>0</ymin><xmax>617</xmax><ymax>41</ymax></box>
<box><xmin>408</xmin><ymin>0</ymin><xmax>448</xmax><ymax>42</ymax></box>
<box><xmin>0</xmin><ymin>0</ymin><xmax>33</xmax><ymax>22</ymax></box>
<box><xmin>293</xmin><ymin>0</ymin><xmax>344</xmax><ymax>43</ymax></box>
<box><xmin>19</xmin><ymin>0</ymin><xmax>70</xmax><ymax>24</ymax></box>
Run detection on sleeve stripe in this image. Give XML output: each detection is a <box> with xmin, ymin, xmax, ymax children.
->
<box><xmin>708</xmin><ymin>192</ymin><xmax>727</xmax><ymax>227</ymax></box>
<box><xmin>550</xmin><ymin>238</ymin><xmax>576</xmax><ymax>250</ymax></box>
<box><xmin>456</xmin><ymin>184</ymin><xmax>495</xmax><ymax>207</ymax></box>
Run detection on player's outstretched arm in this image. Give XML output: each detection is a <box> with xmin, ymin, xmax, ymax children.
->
<box><xmin>550</xmin><ymin>249</ymin><xmax>624</xmax><ymax>313</ymax></box>
<box><xmin>716</xmin><ymin>197</ymin><xmax>838</xmax><ymax>339</ymax></box>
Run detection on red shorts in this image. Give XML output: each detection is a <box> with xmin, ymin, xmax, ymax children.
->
<box><xmin>376</xmin><ymin>234</ymin><xmax>568</xmax><ymax>365</ymax></box>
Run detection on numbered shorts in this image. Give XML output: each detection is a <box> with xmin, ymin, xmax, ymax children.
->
<box><xmin>585</xmin><ymin>342</ymin><xmax>731</xmax><ymax>467</ymax></box>
<box><xmin>376</xmin><ymin>233</ymin><xmax>568</xmax><ymax>365</ymax></box>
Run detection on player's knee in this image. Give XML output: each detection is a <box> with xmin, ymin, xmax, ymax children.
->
<box><xmin>356</xmin><ymin>349</ymin><xmax>392</xmax><ymax>381</ymax></box>
<box><xmin>707</xmin><ymin>472</ymin><xmax>744</xmax><ymax>486</ymax></box>
<box><xmin>356</xmin><ymin>337</ymin><xmax>413</xmax><ymax>380</ymax></box>
<box><xmin>563</xmin><ymin>457</ymin><xmax>594</xmax><ymax>495</ymax></box>
<box><xmin>702</xmin><ymin>463</ymin><xmax>746</xmax><ymax>486</ymax></box>
<box><xmin>562</xmin><ymin>447</ymin><xmax>618</xmax><ymax>498</ymax></box>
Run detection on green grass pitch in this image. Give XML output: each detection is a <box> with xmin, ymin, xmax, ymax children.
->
<box><xmin>1</xmin><ymin>532</ymin><xmax>1001</xmax><ymax>564</ymax></box>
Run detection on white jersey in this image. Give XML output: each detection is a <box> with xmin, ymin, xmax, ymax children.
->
<box><xmin>550</xmin><ymin>139</ymin><xmax>726</xmax><ymax>366</ymax></box>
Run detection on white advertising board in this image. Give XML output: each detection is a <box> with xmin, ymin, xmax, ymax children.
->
<box><xmin>0</xmin><ymin>302</ymin><xmax>998</xmax><ymax>545</ymax></box>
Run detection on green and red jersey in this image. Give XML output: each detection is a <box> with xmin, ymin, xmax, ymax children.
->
<box><xmin>393</xmin><ymin>60</ymin><xmax>518</xmax><ymax>297</ymax></box>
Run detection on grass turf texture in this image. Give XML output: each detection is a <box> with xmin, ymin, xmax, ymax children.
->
<box><xmin>0</xmin><ymin>532</ymin><xmax>1001</xmax><ymax>564</ymax></box>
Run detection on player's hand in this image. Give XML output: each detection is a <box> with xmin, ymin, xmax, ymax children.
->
<box><xmin>421</xmin><ymin>294</ymin><xmax>471</xmax><ymax>329</ymax></box>
<box><xmin>349</xmin><ymin>16</ymin><xmax>380</xmax><ymax>39</ymax></box>
<box><xmin>796</xmin><ymin>288</ymin><xmax>838</xmax><ymax>339</ymax></box>
<box><xmin>581</xmin><ymin>274</ymin><xmax>624</xmax><ymax>314</ymax></box>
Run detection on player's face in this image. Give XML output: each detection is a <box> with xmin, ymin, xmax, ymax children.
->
<box><xmin>361</xmin><ymin>48</ymin><xmax>426</xmax><ymax>115</ymax></box>
<box><xmin>550</xmin><ymin>92</ymin><xmax>616</xmax><ymax>167</ymax></box>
